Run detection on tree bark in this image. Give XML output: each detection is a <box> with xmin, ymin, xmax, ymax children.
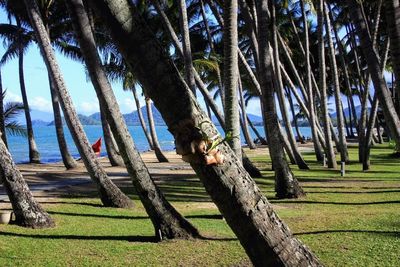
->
<box><xmin>24</xmin><ymin>0</ymin><xmax>133</xmax><ymax>208</ymax></box>
<box><xmin>48</xmin><ymin>75</ymin><xmax>77</xmax><ymax>169</ymax></box>
<box><xmin>0</xmin><ymin>136</ymin><xmax>54</xmax><ymax>228</ymax></box>
<box><xmin>238</xmin><ymin>78</ymin><xmax>256</xmax><ymax>149</ymax></box>
<box><xmin>17</xmin><ymin>18</ymin><xmax>40</xmax><ymax>164</ymax></box>
<box><xmin>95</xmin><ymin>1</ymin><xmax>322</xmax><ymax>265</ymax></box>
<box><xmin>0</xmin><ymin>69</ymin><xmax>7</xmax><ymax>146</ymax></box>
<box><xmin>347</xmin><ymin>0</ymin><xmax>400</xmax><ymax>148</ymax></box>
<box><xmin>100</xmin><ymin>104</ymin><xmax>124</xmax><ymax>166</ymax></box>
<box><xmin>385</xmin><ymin>0</ymin><xmax>400</xmax><ymax>115</ymax></box>
<box><xmin>145</xmin><ymin>97</ymin><xmax>169</xmax><ymax>162</ymax></box>
<box><xmin>318</xmin><ymin>0</ymin><xmax>337</xmax><ymax>169</ymax></box>
<box><xmin>271</xmin><ymin>2</ymin><xmax>309</xmax><ymax>170</ymax></box>
<box><xmin>223</xmin><ymin>0</ymin><xmax>242</xmax><ymax>161</ymax></box>
<box><xmin>132</xmin><ymin>87</ymin><xmax>153</xmax><ymax>150</ymax></box>
<box><xmin>177</xmin><ymin>0</ymin><xmax>196</xmax><ymax>96</ymax></box>
<box><xmin>324</xmin><ymin>3</ymin><xmax>349</xmax><ymax>163</ymax></box>
<box><xmin>300</xmin><ymin>0</ymin><xmax>324</xmax><ymax>161</ymax></box>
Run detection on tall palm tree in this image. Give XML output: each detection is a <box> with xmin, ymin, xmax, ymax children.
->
<box><xmin>347</xmin><ymin>0</ymin><xmax>400</xmax><ymax>149</ymax></box>
<box><xmin>0</xmin><ymin>69</ymin><xmax>6</xmax><ymax>145</ymax></box>
<box><xmin>16</xmin><ymin>17</ymin><xmax>40</xmax><ymax>163</ymax></box>
<box><xmin>300</xmin><ymin>0</ymin><xmax>324</xmax><ymax>162</ymax></box>
<box><xmin>65</xmin><ymin>0</ymin><xmax>199</xmax><ymax>239</ymax></box>
<box><xmin>223</xmin><ymin>0</ymin><xmax>242</xmax><ymax>160</ymax></box>
<box><xmin>317</xmin><ymin>0</ymin><xmax>337</xmax><ymax>169</ymax></box>
<box><xmin>23</xmin><ymin>0</ymin><xmax>133</xmax><ymax>208</ymax></box>
<box><xmin>95</xmin><ymin>0</ymin><xmax>321</xmax><ymax>264</ymax></box>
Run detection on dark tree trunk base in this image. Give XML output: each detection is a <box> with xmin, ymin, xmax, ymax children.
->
<box><xmin>15</xmin><ymin>212</ymin><xmax>55</xmax><ymax>229</ymax></box>
<box><xmin>155</xmin><ymin>147</ymin><xmax>169</xmax><ymax>163</ymax></box>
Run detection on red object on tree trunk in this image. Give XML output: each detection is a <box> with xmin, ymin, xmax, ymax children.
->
<box><xmin>92</xmin><ymin>137</ymin><xmax>102</xmax><ymax>156</ymax></box>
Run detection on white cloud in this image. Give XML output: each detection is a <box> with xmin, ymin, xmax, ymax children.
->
<box><xmin>245</xmin><ymin>98</ymin><xmax>262</xmax><ymax>116</ymax></box>
<box><xmin>4</xmin><ymin>91</ymin><xmax>22</xmax><ymax>103</ymax></box>
<box><xmin>79</xmin><ymin>101</ymin><xmax>99</xmax><ymax>114</ymax></box>
<box><xmin>30</xmin><ymin>96</ymin><xmax>53</xmax><ymax>113</ymax></box>
<box><xmin>120</xmin><ymin>98</ymin><xmax>136</xmax><ymax>113</ymax></box>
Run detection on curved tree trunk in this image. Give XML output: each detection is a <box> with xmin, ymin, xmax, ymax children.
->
<box><xmin>247</xmin><ymin>114</ymin><xmax>267</xmax><ymax>145</ymax></box>
<box><xmin>100</xmin><ymin>104</ymin><xmax>124</xmax><ymax>166</ymax></box>
<box><xmin>324</xmin><ymin>3</ymin><xmax>349</xmax><ymax>163</ymax></box>
<box><xmin>385</xmin><ymin>0</ymin><xmax>400</xmax><ymax>115</ymax></box>
<box><xmin>132</xmin><ymin>87</ymin><xmax>153</xmax><ymax>150</ymax></box>
<box><xmin>318</xmin><ymin>0</ymin><xmax>337</xmax><ymax>169</ymax></box>
<box><xmin>17</xmin><ymin>18</ymin><xmax>40</xmax><ymax>164</ymax></box>
<box><xmin>258</xmin><ymin>2</ymin><xmax>305</xmax><ymax>199</ymax></box>
<box><xmin>177</xmin><ymin>0</ymin><xmax>196</xmax><ymax>96</ymax></box>
<box><xmin>48</xmin><ymin>75</ymin><xmax>77</xmax><ymax>169</ymax></box>
<box><xmin>24</xmin><ymin>0</ymin><xmax>133</xmax><ymax>208</ymax></box>
<box><xmin>66</xmin><ymin>0</ymin><xmax>200</xmax><ymax>240</ymax></box>
<box><xmin>95</xmin><ymin>1</ymin><xmax>322</xmax><ymax>265</ymax></box>
<box><xmin>300</xmin><ymin>0</ymin><xmax>324</xmax><ymax>162</ymax></box>
<box><xmin>145</xmin><ymin>97</ymin><xmax>169</xmax><ymax>162</ymax></box>
<box><xmin>0</xmin><ymin>69</ymin><xmax>7</xmax><ymax>146</ymax></box>
<box><xmin>286</xmin><ymin>87</ymin><xmax>304</xmax><ymax>144</ymax></box>
<box><xmin>0</xmin><ymin>137</ymin><xmax>54</xmax><ymax>228</ymax></box>
<box><xmin>348</xmin><ymin>0</ymin><xmax>400</xmax><ymax>148</ymax></box>
<box><xmin>238</xmin><ymin>77</ymin><xmax>256</xmax><ymax>149</ymax></box>
<box><xmin>271</xmin><ymin>4</ymin><xmax>309</xmax><ymax>170</ymax></box>
<box><xmin>223</xmin><ymin>0</ymin><xmax>242</xmax><ymax>161</ymax></box>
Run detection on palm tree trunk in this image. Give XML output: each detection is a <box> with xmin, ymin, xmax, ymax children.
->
<box><xmin>300</xmin><ymin>0</ymin><xmax>324</xmax><ymax>162</ymax></box>
<box><xmin>96</xmin><ymin>1</ymin><xmax>323</xmax><ymax>264</ymax></box>
<box><xmin>67</xmin><ymin>0</ymin><xmax>200</xmax><ymax>239</ymax></box>
<box><xmin>271</xmin><ymin>3</ymin><xmax>309</xmax><ymax>170</ymax></box>
<box><xmin>132</xmin><ymin>87</ymin><xmax>153</xmax><ymax>149</ymax></box>
<box><xmin>286</xmin><ymin>87</ymin><xmax>304</xmax><ymax>143</ymax></box>
<box><xmin>258</xmin><ymin>2</ymin><xmax>305</xmax><ymax>199</ymax></box>
<box><xmin>238</xmin><ymin>77</ymin><xmax>256</xmax><ymax>149</ymax></box>
<box><xmin>247</xmin><ymin>114</ymin><xmax>267</xmax><ymax>145</ymax></box>
<box><xmin>385</xmin><ymin>0</ymin><xmax>400</xmax><ymax>115</ymax></box>
<box><xmin>0</xmin><ymin>137</ymin><xmax>54</xmax><ymax>228</ymax></box>
<box><xmin>48</xmin><ymin>75</ymin><xmax>77</xmax><ymax>169</ymax></box>
<box><xmin>0</xmin><ymin>69</ymin><xmax>7</xmax><ymax>146</ymax></box>
<box><xmin>223</xmin><ymin>0</ymin><xmax>242</xmax><ymax>161</ymax></box>
<box><xmin>347</xmin><ymin>0</ymin><xmax>400</xmax><ymax>148</ymax></box>
<box><xmin>24</xmin><ymin>0</ymin><xmax>133</xmax><ymax>208</ymax></box>
<box><xmin>17</xmin><ymin>18</ymin><xmax>40</xmax><ymax>164</ymax></box>
<box><xmin>100</xmin><ymin>104</ymin><xmax>124</xmax><ymax>166</ymax></box>
<box><xmin>145</xmin><ymin>97</ymin><xmax>169</xmax><ymax>162</ymax></box>
<box><xmin>324</xmin><ymin>3</ymin><xmax>349</xmax><ymax>163</ymax></box>
<box><xmin>177</xmin><ymin>0</ymin><xmax>196</xmax><ymax>96</ymax></box>
<box><xmin>318</xmin><ymin>0</ymin><xmax>337</xmax><ymax>169</ymax></box>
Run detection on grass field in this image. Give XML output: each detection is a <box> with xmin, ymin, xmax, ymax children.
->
<box><xmin>0</xmin><ymin>145</ymin><xmax>399</xmax><ymax>266</ymax></box>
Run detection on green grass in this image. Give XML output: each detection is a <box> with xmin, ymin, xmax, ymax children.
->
<box><xmin>0</xmin><ymin>145</ymin><xmax>399</xmax><ymax>266</ymax></box>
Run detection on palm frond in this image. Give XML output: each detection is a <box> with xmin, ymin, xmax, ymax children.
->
<box><xmin>4</xmin><ymin>101</ymin><xmax>25</xmax><ymax>121</ymax></box>
<box><xmin>5</xmin><ymin>121</ymin><xmax>27</xmax><ymax>137</ymax></box>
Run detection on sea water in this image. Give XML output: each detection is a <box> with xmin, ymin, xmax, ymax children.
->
<box><xmin>6</xmin><ymin>125</ymin><xmax>312</xmax><ymax>164</ymax></box>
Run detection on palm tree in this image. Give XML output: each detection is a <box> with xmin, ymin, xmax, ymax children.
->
<box><xmin>23</xmin><ymin>0</ymin><xmax>133</xmax><ymax>208</ymax></box>
<box><xmin>317</xmin><ymin>0</ymin><xmax>337</xmax><ymax>169</ymax></box>
<box><xmin>300</xmin><ymin>0</ymin><xmax>324</xmax><ymax>162</ymax></box>
<box><xmin>94</xmin><ymin>0</ymin><xmax>322</xmax><ymax>264</ymax></box>
<box><xmin>347</xmin><ymin>0</ymin><xmax>400</xmax><ymax>149</ymax></box>
<box><xmin>223</xmin><ymin>0</ymin><xmax>242</xmax><ymax>161</ymax></box>
<box><xmin>65</xmin><ymin>0</ymin><xmax>199</xmax><ymax>239</ymax></box>
<box><xmin>0</xmin><ymin>69</ymin><xmax>6</xmax><ymax>145</ymax></box>
<box><xmin>385</xmin><ymin>0</ymin><xmax>400</xmax><ymax>115</ymax></box>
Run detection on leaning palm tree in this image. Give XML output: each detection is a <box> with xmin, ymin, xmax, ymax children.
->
<box><xmin>65</xmin><ymin>0</ymin><xmax>199</xmax><ymax>239</ymax></box>
<box><xmin>94</xmin><ymin>0</ymin><xmax>321</xmax><ymax>265</ymax></box>
<box><xmin>23</xmin><ymin>0</ymin><xmax>133</xmax><ymax>208</ymax></box>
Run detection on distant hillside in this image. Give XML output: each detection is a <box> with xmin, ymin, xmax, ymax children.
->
<box><xmin>47</xmin><ymin>114</ymin><xmax>101</xmax><ymax>126</ymax></box>
<box><xmin>28</xmin><ymin>105</ymin><xmax>263</xmax><ymax>126</ymax></box>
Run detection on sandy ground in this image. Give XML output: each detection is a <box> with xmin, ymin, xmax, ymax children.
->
<box><xmin>0</xmin><ymin>144</ymin><xmax>315</xmax><ymax>210</ymax></box>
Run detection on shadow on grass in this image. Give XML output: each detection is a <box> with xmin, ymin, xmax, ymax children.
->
<box><xmin>0</xmin><ymin>231</ymin><xmax>157</xmax><ymax>242</ymax></box>
<box><xmin>305</xmin><ymin>189</ymin><xmax>400</xmax><ymax>194</ymax></box>
<box><xmin>270</xmin><ymin>200</ymin><xmax>400</xmax><ymax>205</ymax></box>
<box><xmin>295</xmin><ymin>229</ymin><xmax>400</xmax><ymax>237</ymax></box>
<box><xmin>0</xmin><ymin>231</ymin><xmax>237</xmax><ymax>242</ymax></box>
<box><xmin>47</xmin><ymin>211</ymin><xmax>149</xmax><ymax>220</ymax></box>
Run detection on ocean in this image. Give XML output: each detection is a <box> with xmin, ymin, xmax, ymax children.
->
<box><xmin>6</xmin><ymin>125</ymin><xmax>313</xmax><ymax>164</ymax></box>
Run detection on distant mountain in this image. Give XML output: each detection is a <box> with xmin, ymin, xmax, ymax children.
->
<box><xmin>25</xmin><ymin>106</ymin><xmax>263</xmax><ymax>127</ymax></box>
<box><xmin>47</xmin><ymin>114</ymin><xmax>101</xmax><ymax>126</ymax></box>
